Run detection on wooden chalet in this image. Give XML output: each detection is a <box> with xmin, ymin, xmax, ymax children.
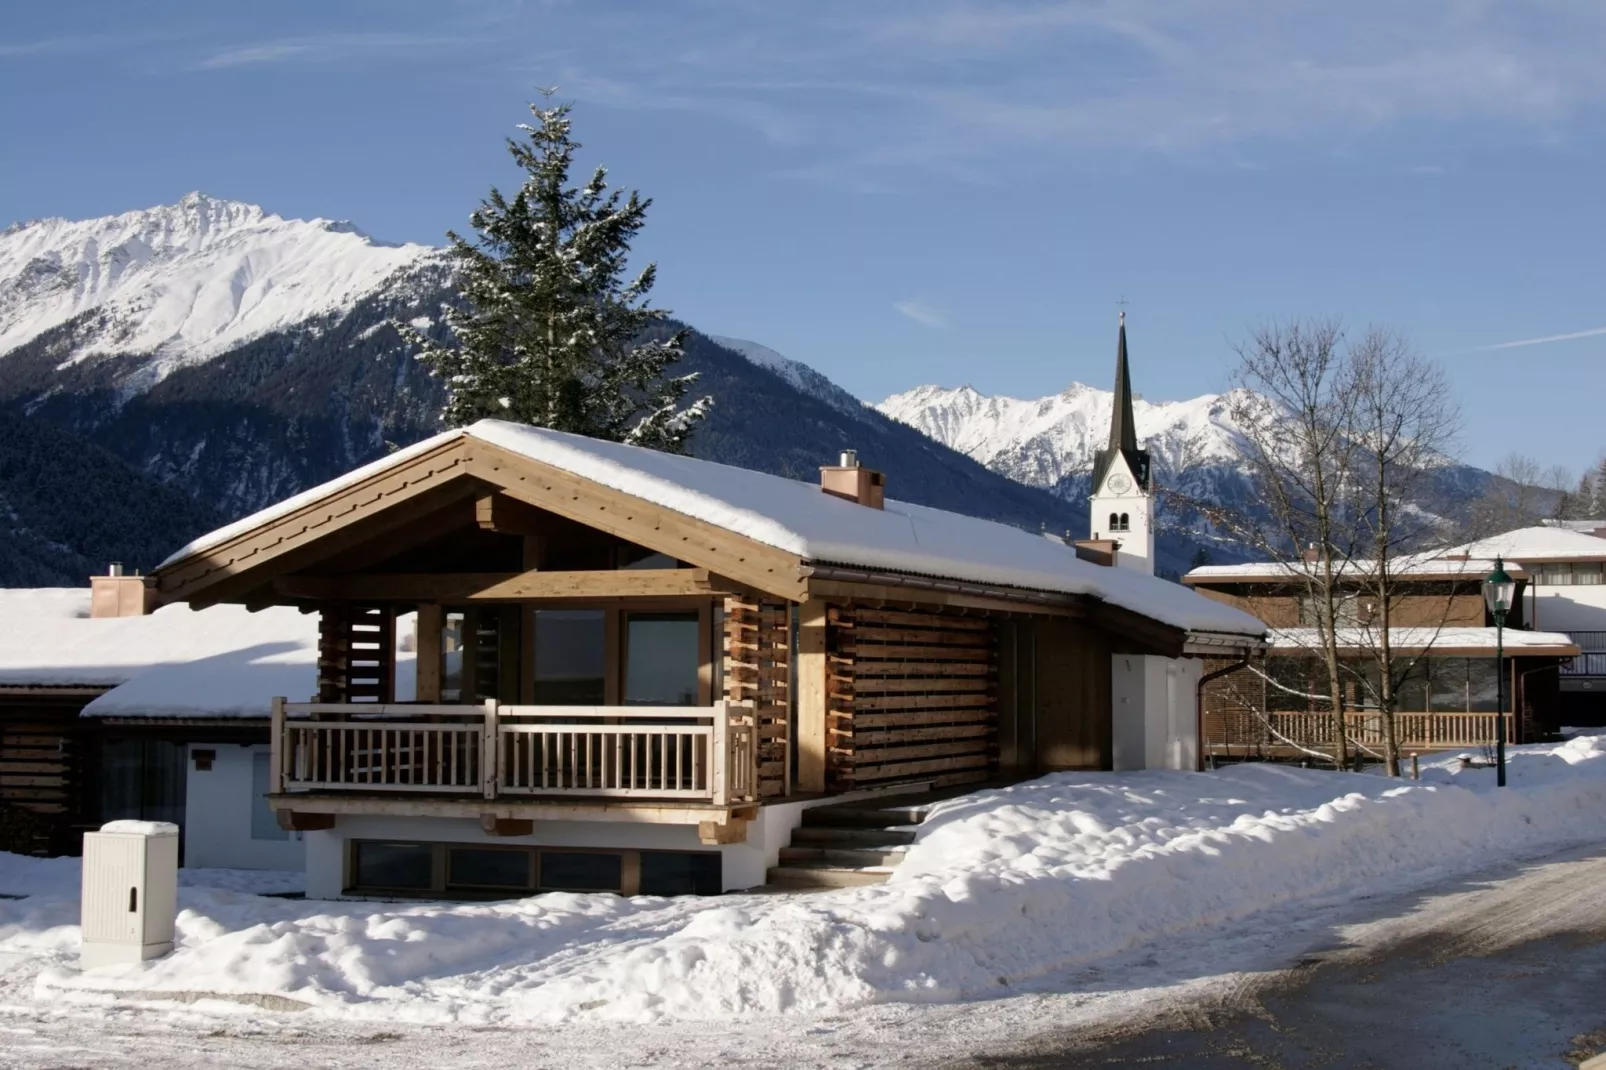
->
<box><xmin>1184</xmin><ymin>557</ymin><xmax>1581</xmax><ymax>760</ymax></box>
<box><xmin>150</xmin><ymin>419</ymin><xmax>1264</xmax><ymax>897</ymax></box>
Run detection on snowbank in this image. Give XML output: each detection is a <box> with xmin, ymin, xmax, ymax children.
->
<box><xmin>7</xmin><ymin>737</ymin><xmax>1604</xmax><ymax>1026</ymax></box>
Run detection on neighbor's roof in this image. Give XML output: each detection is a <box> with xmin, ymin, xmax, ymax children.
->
<box><xmin>0</xmin><ymin>587</ymin><xmax>314</xmax><ymax>702</ymax></box>
<box><xmin>1185</xmin><ymin>556</ymin><xmax>1512</xmax><ymax>585</ymax></box>
<box><xmin>1269</xmin><ymin>626</ymin><xmax>1580</xmax><ymax>657</ymax></box>
<box><xmin>161</xmin><ymin>420</ymin><xmax>1266</xmax><ymax>639</ymax></box>
<box><xmin>1444</xmin><ymin>526</ymin><xmax>1606</xmax><ymax>564</ymax></box>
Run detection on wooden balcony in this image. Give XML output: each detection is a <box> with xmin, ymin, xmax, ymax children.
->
<box><xmin>269</xmin><ymin>699</ymin><xmax>759</xmax><ymax>807</ymax></box>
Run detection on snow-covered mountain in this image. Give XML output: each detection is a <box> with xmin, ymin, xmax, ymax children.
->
<box><xmin>705</xmin><ymin>335</ymin><xmax>873</xmax><ymax>422</ymax></box>
<box><xmin>0</xmin><ymin>192</ymin><xmax>438</xmax><ymax>392</ymax></box>
<box><xmin>875</xmin><ymin>382</ymin><xmax>1253</xmax><ymax>494</ymax></box>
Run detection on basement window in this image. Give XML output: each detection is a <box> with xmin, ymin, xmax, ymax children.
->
<box><xmin>345</xmin><ymin>841</ymin><xmax>721</xmax><ymax>898</ymax></box>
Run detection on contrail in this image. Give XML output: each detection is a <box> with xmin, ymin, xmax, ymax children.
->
<box><xmin>1474</xmin><ymin>325</ymin><xmax>1606</xmax><ymax>351</ymax></box>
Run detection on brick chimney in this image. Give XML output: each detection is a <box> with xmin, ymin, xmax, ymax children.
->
<box><xmin>90</xmin><ymin>563</ymin><xmax>155</xmax><ymax>618</ymax></box>
<box><xmin>820</xmin><ymin>449</ymin><xmax>885</xmax><ymax>509</ymax></box>
<box><xmin>1073</xmin><ymin>538</ymin><xmax>1119</xmax><ymax>567</ymax></box>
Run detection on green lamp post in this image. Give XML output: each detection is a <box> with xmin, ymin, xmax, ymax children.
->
<box><xmin>1482</xmin><ymin>556</ymin><xmax>1516</xmax><ymax>788</ymax></box>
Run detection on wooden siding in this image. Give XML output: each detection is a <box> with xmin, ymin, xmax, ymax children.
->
<box><xmin>0</xmin><ymin>694</ymin><xmax>93</xmax><ymax>853</ymax></box>
<box><xmin>1191</xmin><ymin>585</ymin><xmax>1490</xmax><ymax>630</ymax></box>
<box><xmin>1027</xmin><ymin>617</ymin><xmax>1113</xmax><ymax>771</ymax></box>
<box><xmin>723</xmin><ymin>598</ymin><xmax>790</xmax><ymax>798</ymax></box>
<box><xmin>824</xmin><ymin>606</ymin><xmax>996</xmax><ymax>790</ymax></box>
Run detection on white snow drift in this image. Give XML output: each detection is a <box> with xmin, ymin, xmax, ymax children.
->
<box><xmin>5</xmin><ymin>736</ymin><xmax>1604</xmax><ymax>1026</ymax></box>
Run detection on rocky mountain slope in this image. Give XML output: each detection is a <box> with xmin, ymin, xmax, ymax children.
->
<box><xmin>0</xmin><ymin>195</ymin><xmax>1150</xmax><ymax>582</ymax></box>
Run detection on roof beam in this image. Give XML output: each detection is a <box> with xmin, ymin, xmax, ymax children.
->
<box><xmin>275</xmin><ymin>568</ymin><xmax>735</xmax><ymax>602</ymax></box>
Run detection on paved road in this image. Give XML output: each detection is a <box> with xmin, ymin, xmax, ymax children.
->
<box><xmin>951</xmin><ymin>845</ymin><xmax>1606</xmax><ymax>1070</ymax></box>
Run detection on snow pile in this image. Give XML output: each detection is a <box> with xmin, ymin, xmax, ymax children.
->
<box><xmin>0</xmin><ymin>192</ymin><xmax>436</xmax><ymax>384</ymax></box>
<box><xmin>10</xmin><ymin>737</ymin><xmax>1605</xmax><ymax>1025</ymax></box>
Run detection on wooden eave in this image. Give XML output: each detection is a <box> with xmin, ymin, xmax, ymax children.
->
<box><xmin>153</xmin><ymin>435</ymin><xmax>810</xmax><ymax>607</ymax></box>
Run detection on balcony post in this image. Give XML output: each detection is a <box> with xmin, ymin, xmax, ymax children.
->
<box><xmin>269</xmin><ymin>696</ymin><xmax>286</xmax><ymax>795</ymax></box>
<box><xmin>482</xmin><ymin>698</ymin><xmax>500</xmax><ymax>800</ymax></box>
<box><xmin>711</xmin><ymin>700</ymin><xmax>729</xmax><ymax>807</ymax></box>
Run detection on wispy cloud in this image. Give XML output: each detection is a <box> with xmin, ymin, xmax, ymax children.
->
<box><xmin>893</xmin><ymin>299</ymin><xmax>950</xmax><ymax>329</ymax></box>
<box><xmin>1475</xmin><ymin>326</ymin><xmax>1606</xmax><ymax>351</ymax></box>
<box><xmin>197</xmin><ymin>33</ymin><xmax>473</xmax><ymax>70</ymax></box>
<box><xmin>538</xmin><ymin>1</ymin><xmax>1606</xmax><ymax>187</ymax></box>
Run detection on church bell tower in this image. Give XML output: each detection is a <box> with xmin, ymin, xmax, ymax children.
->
<box><xmin>1089</xmin><ymin>311</ymin><xmax>1155</xmax><ymax>574</ymax></box>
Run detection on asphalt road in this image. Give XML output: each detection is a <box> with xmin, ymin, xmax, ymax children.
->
<box><xmin>950</xmin><ymin>845</ymin><xmax>1606</xmax><ymax>1070</ymax></box>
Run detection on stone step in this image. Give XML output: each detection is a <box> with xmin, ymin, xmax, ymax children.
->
<box><xmin>801</xmin><ymin>805</ymin><xmax>929</xmax><ymax>829</ymax></box>
<box><xmin>778</xmin><ymin>845</ymin><xmax>908</xmax><ymax>868</ymax></box>
<box><xmin>764</xmin><ymin>864</ymin><xmax>892</xmax><ymax>889</ymax></box>
<box><xmin>788</xmin><ymin>825</ymin><xmax>918</xmax><ymax>848</ymax></box>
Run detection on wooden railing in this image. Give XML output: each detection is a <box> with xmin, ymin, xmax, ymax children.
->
<box><xmin>1254</xmin><ymin>710</ymin><xmax>1516</xmax><ymax>750</ymax></box>
<box><xmin>270</xmin><ymin>699</ymin><xmax>758</xmax><ymax>805</ymax></box>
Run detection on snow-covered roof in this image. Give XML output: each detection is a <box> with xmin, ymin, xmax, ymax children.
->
<box><xmin>162</xmin><ymin>421</ymin><xmax>1266</xmax><ymax>640</ymax></box>
<box><xmin>0</xmin><ymin>589</ymin><xmax>313</xmax><ymax>699</ymax></box>
<box><xmin>1445</xmin><ymin>526</ymin><xmax>1606</xmax><ymax>564</ymax></box>
<box><xmin>1186</xmin><ymin>556</ymin><xmax>1509</xmax><ymax>584</ymax></box>
<box><xmin>1269</xmin><ymin>627</ymin><xmax>1580</xmax><ymax>656</ymax></box>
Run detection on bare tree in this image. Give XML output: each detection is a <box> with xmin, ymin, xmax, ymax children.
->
<box><xmin>1218</xmin><ymin>318</ymin><xmax>1362</xmax><ymax>769</ymax></box>
<box><xmin>1346</xmin><ymin>330</ymin><xmax>1461</xmax><ymax>775</ymax></box>
<box><xmin>1468</xmin><ymin>454</ymin><xmax>1567</xmax><ymax>535</ymax></box>
<box><xmin>1184</xmin><ymin>320</ymin><xmax>1465</xmax><ymax>772</ymax></box>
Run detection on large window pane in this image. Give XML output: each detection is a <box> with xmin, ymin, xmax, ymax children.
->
<box><xmin>625</xmin><ymin>613</ymin><xmax>700</xmax><ymax>706</ymax></box>
<box><xmin>354</xmin><ymin>842</ymin><xmax>433</xmax><ymax>889</ymax></box>
<box><xmin>539</xmin><ymin>851</ymin><xmax>623</xmax><ymax>892</ymax></box>
<box><xmin>1467</xmin><ymin>657</ymin><xmax>1501</xmax><ymax>713</ymax></box>
<box><xmin>448</xmin><ymin>848</ymin><xmax>531</xmax><ymax>889</ymax></box>
<box><xmin>1429</xmin><ymin>658</ymin><xmax>1468</xmax><ymax>712</ymax></box>
<box><xmin>639</xmin><ymin>852</ymin><xmax>722</xmax><ymax>896</ymax></box>
<box><xmin>96</xmin><ymin>738</ymin><xmax>187</xmax><ymax>827</ymax></box>
<box><xmin>533</xmin><ymin>610</ymin><xmax>606</xmax><ymax>705</ymax></box>
<box><xmin>1395</xmin><ymin>659</ymin><xmax>1430</xmax><ymax>713</ymax></box>
<box><xmin>1266</xmin><ymin>657</ymin><xmax>1314</xmax><ymax>712</ymax></box>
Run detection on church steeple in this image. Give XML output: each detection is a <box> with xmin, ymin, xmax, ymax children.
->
<box><xmin>1090</xmin><ymin>311</ymin><xmax>1152</xmax><ymax>494</ymax></box>
<box><xmin>1108</xmin><ymin>310</ymin><xmax>1138</xmax><ymax>456</ymax></box>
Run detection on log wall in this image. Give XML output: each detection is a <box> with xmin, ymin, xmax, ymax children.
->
<box><xmin>317</xmin><ymin>603</ymin><xmax>397</xmax><ymax>703</ymax></box>
<box><xmin>723</xmin><ymin>598</ymin><xmax>790</xmax><ymax>798</ymax></box>
<box><xmin>0</xmin><ymin>693</ymin><xmax>94</xmax><ymax>854</ymax></box>
<box><xmin>826</xmin><ymin>606</ymin><xmax>996</xmax><ymax>790</ymax></box>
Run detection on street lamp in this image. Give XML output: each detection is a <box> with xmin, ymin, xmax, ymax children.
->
<box><xmin>1482</xmin><ymin>556</ymin><xmax>1516</xmax><ymax>788</ymax></box>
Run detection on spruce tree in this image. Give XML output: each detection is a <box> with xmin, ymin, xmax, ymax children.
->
<box><xmin>402</xmin><ymin>93</ymin><xmax>710</xmax><ymax>452</ymax></box>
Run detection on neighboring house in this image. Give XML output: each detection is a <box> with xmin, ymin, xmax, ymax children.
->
<box><xmin>148</xmin><ymin>412</ymin><xmax>1264</xmax><ymax>899</ymax></box>
<box><xmin>1456</xmin><ymin>523</ymin><xmax>1606</xmax><ymax>726</ymax></box>
<box><xmin>0</xmin><ymin>576</ymin><xmax>330</xmax><ymax>867</ymax></box>
<box><xmin>1183</xmin><ymin>548</ymin><xmax>1584</xmax><ymax>760</ymax></box>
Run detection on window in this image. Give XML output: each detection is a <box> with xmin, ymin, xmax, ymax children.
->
<box><xmin>1265</xmin><ymin>657</ymin><xmax>1316</xmax><ymax>712</ymax></box>
<box><xmin>1429</xmin><ymin>657</ymin><xmax>1467</xmax><ymax>712</ymax></box>
<box><xmin>449</xmin><ymin>848</ymin><xmax>531</xmax><ymax>889</ymax></box>
<box><xmin>96</xmin><ymin>738</ymin><xmax>186</xmax><ymax>827</ymax></box>
<box><xmin>532</xmin><ymin>609</ymin><xmax>606</xmax><ymax>704</ymax></box>
<box><xmin>1108</xmin><ymin>512</ymin><xmax>1121</xmax><ymax>532</ymax></box>
<box><xmin>1395</xmin><ymin>660</ymin><xmax>1430</xmax><ymax>713</ymax></box>
<box><xmin>540</xmin><ymin>851</ymin><xmax>624</xmax><ymax>892</ymax></box>
<box><xmin>251</xmin><ymin>751</ymin><xmax>288</xmax><ymax>841</ymax></box>
<box><xmin>624</xmin><ymin>612</ymin><xmax>700</xmax><ymax>706</ymax></box>
<box><xmin>639</xmin><ymin>851</ymin><xmax>721</xmax><ymax>896</ymax></box>
<box><xmin>1119</xmin><ymin>512</ymin><xmax>1130</xmax><ymax>531</ymax></box>
<box><xmin>346</xmin><ymin>842</ymin><xmax>721</xmax><ymax>897</ymax></box>
<box><xmin>1298</xmin><ymin>593</ymin><xmax>1361</xmax><ymax>628</ymax></box>
<box><xmin>1466</xmin><ymin>657</ymin><xmax>1500</xmax><ymax>713</ymax></box>
<box><xmin>353</xmin><ymin>842</ymin><xmax>434</xmax><ymax>890</ymax></box>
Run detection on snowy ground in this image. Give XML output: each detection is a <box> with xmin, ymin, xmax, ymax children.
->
<box><xmin>2</xmin><ymin>737</ymin><xmax>1604</xmax><ymax>1066</ymax></box>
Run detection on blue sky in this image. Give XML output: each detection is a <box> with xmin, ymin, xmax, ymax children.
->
<box><xmin>3</xmin><ymin>1</ymin><xmax>1604</xmax><ymax>474</ymax></box>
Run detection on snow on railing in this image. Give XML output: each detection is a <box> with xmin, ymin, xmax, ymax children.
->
<box><xmin>269</xmin><ymin>699</ymin><xmax>758</xmax><ymax>805</ymax></box>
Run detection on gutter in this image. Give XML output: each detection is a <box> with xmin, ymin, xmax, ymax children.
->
<box><xmin>1196</xmin><ymin>656</ymin><xmax>1253</xmax><ymax>773</ymax></box>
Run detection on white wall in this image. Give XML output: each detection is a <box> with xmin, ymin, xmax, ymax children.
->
<box><xmin>304</xmin><ymin>800</ymin><xmax>820</xmax><ymax>899</ymax></box>
<box><xmin>184</xmin><ymin>744</ymin><xmax>305</xmax><ymax>871</ymax></box>
<box><xmin>1530</xmin><ymin>586</ymin><xmax>1606</xmax><ymax>636</ymax></box>
<box><xmin>1110</xmin><ymin>655</ymin><xmax>1202</xmax><ymax>772</ymax></box>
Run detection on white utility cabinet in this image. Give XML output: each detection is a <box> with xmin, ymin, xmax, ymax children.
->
<box><xmin>80</xmin><ymin>820</ymin><xmax>179</xmax><ymax>969</ymax></box>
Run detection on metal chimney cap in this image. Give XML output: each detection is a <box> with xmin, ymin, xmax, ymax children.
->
<box><xmin>107</xmin><ymin>562</ymin><xmax>125</xmax><ymax>577</ymax></box>
<box><xmin>839</xmin><ymin>449</ymin><xmax>859</xmax><ymax>468</ymax></box>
